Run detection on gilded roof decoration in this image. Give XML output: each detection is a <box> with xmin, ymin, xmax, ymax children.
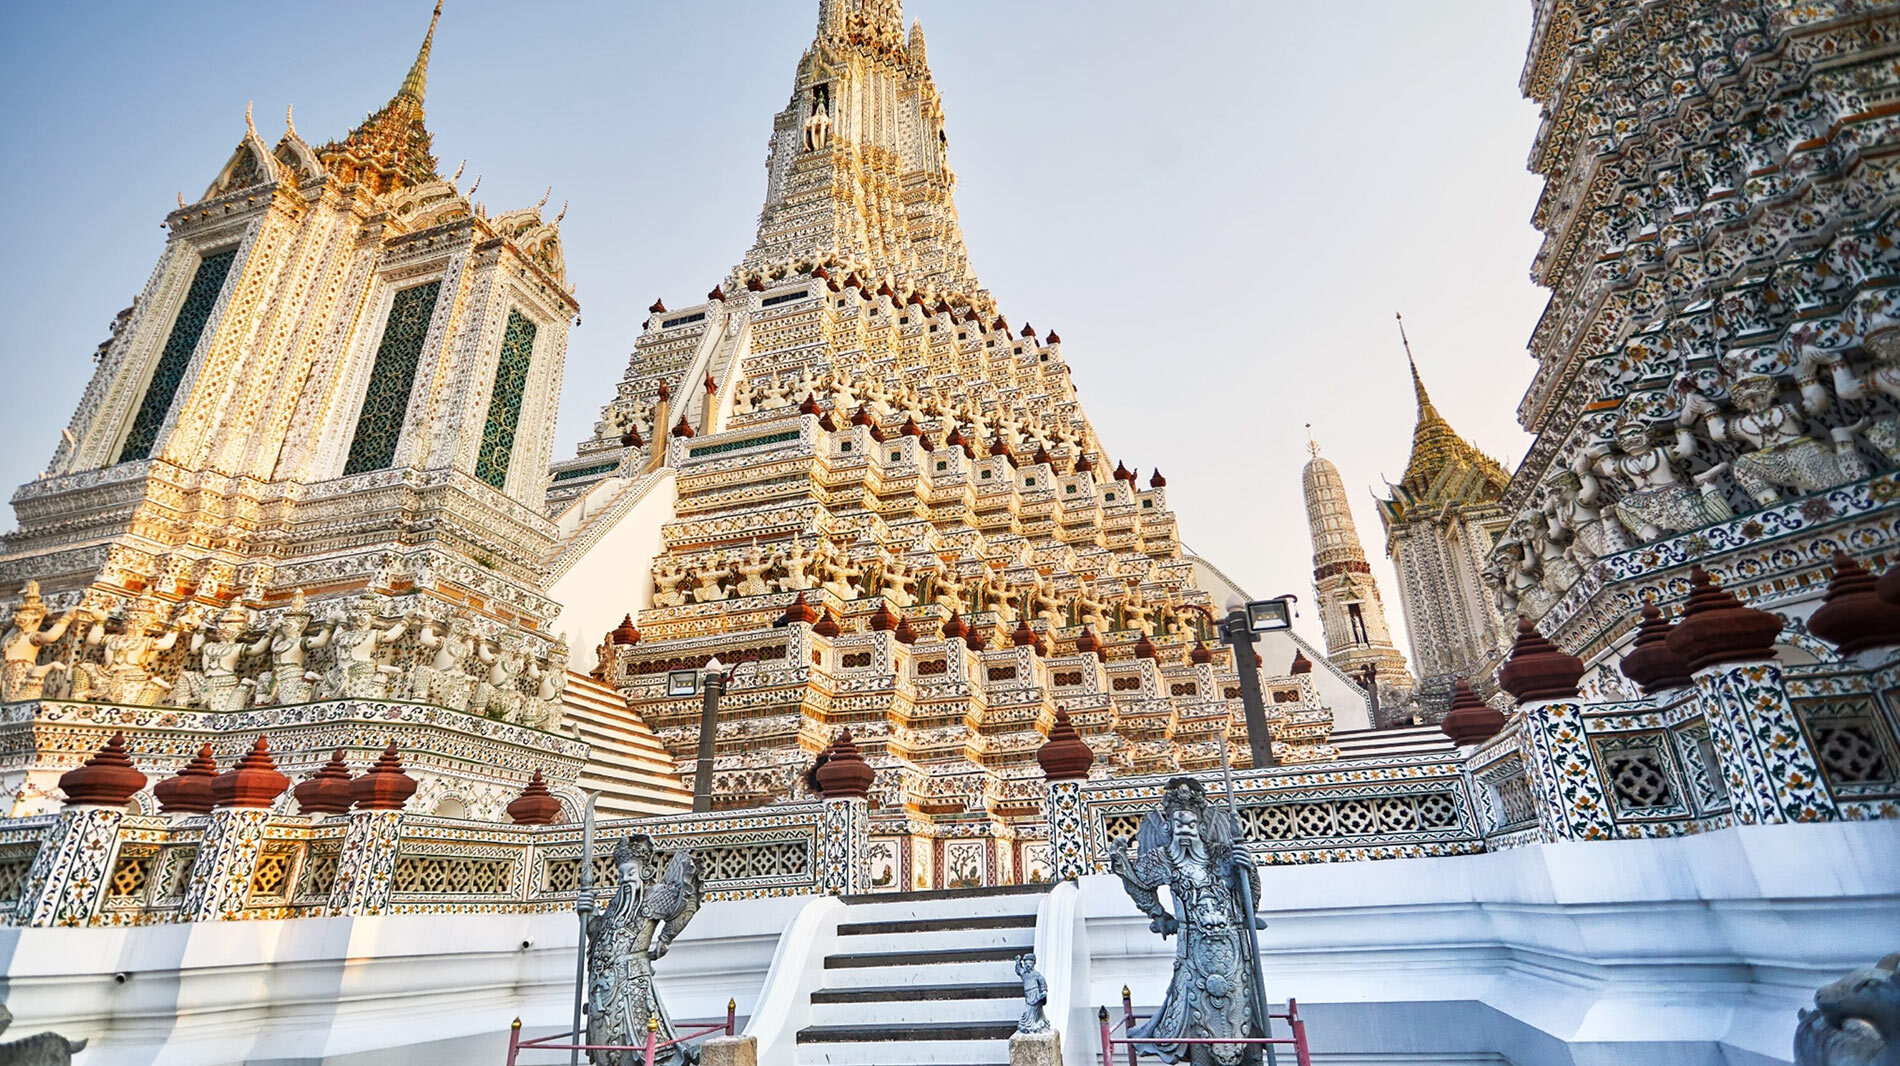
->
<box><xmin>318</xmin><ymin>1</ymin><xmax>443</xmax><ymax>197</ymax></box>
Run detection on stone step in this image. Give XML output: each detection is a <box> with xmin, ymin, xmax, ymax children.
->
<box><xmin>836</xmin><ymin>914</ymin><xmax>1037</xmax><ymax>936</ymax></box>
<box><xmin>794</xmin><ymin>1041</ymin><xmax>1008</xmax><ymax>1066</ymax></box>
<box><xmin>834</xmin><ymin>923</ymin><xmax>1033</xmax><ymax>953</ymax></box>
<box><xmin>809</xmin><ymin>983</ymin><xmax>1023</xmax><ymax>1005</ymax></box>
<box><xmin>818</xmin><ymin>957</ymin><xmax>1020</xmax><ymax>989</ymax></box>
<box><xmin>809</xmin><ymin>993</ymin><xmax>1021</xmax><ymax>1027</ymax></box>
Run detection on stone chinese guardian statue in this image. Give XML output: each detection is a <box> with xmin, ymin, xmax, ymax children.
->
<box><xmin>586</xmin><ymin>835</ymin><xmax>704</xmax><ymax>1066</ymax></box>
<box><xmin>1795</xmin><ymin>954</ymin><xmax>1899</xmax><ymax>1066</ymax></box>
<box><xmin>1109</xmin><ymin>776</ymin><xmax>1266</xmax><ymax>1066</ymax></box>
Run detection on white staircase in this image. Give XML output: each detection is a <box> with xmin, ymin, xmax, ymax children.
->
<box><xmin>794</xmin><ymin>883</ymin><xmax>1048</xmax><ymax>1065</ymax></box>
<box><xmin>560</xmin><ymin>671</ymin><xmax>693</xmax><ymax>818</ymax></box>
<box><xmin>1330</xmin><ymin>723</ymin><xmax>1457</xmax><ymax>760</ymax></box>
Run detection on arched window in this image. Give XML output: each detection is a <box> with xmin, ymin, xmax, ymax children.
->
<box><xmin>475</xmin><ymin>311</ymin><xmax>537</xmax><ymax>489</ymax></box>
<box><xmin>118</xmin><ymin>249</ymin><xmax>236</xmax><ymax>463</ymax></box>
<box><xmin>344</xmin><ymin>280</ymin><xmax>441</xmax><ymax>476</ymax></box>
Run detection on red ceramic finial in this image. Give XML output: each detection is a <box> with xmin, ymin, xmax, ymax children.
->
<box><xmin>1290</xmin><ymin>648</ymin><xmax>1313</xmax><ymax>674</ymax></box>
<box><xmin>707</xmin><ymin>285</ymin><xmax>726</xmax><ymax>303</ymax></box>
<box><xmin>349</xmin><ymin>741</ymin><xmax>419</xmax><ymax>812</ymax></box>
<box><xmin>506</xmin><ymin>770</ymin><xmax>562</xmax><ymax>825</ymax></box>
<box><xmin>1133</xmin><ymin>633</ymin><xmax>1159</xmax><ymax>661</ymax></box>
<box><xmin>1189</xmin><ymin>640</ymin><xmax>1213</xmax><ymax>665</ymax></box>
<box><xmin>1037</xmin><ymin>707</ymin><xmax>1094</xmax><ymax>782</ymax></box>
<box><xmin>155</xmin><ymin>743</ymin><xmax>219</xmax><ymax>815</ymax></box>
<box><xmin>649</xmin><ymin>298</ymin><xmax>667</xmax><ymax>315</ymax></box>
<box><xmin>672</xmin><ymin>414</ymin><xmax>695</xmax><ymax>439</ymax></box>
<box><xmin>211</xmin><ymin>735</ymin><xmax>291</xmax><ymax>810</ymax></box>
<box><xmin>58</xmin><ymin>732</ymin><xmax>147</xmax><ymax>809</ymax></box>
<box><xmin>1665</xmin><ymin>566</ymin><xmax>1783</xmax><ymax>672</ymax></box>
<box><xmin>1878</xmin><ymin>558</ymin><xmax>1900</xmax><ymax>608</ymax></box>
<box><xmin>778</xmin><ymin>592</ymin><xmax>818</xmax><ymax>627</ymax></box>
<box><xmin>293</xmin><ymin>749</ymin><xmax>356</xmax><ymax>815</ymax></box>
<box><xmin>1440</xmin><ymin>679</ymin><xmax>1506</xmax><ymax>746</ymax></box>
<box><xmin>611</xmin><ymin>614</ymin><xmax>641</xmax><ymax>645</ymax></box>
<box><xmin>1808</xmin><ymin>552</ymin><xmax>1900</xmax><ymax>655</ymax></box>
<box><xmin>868</xmin><ymin>600</ymin><xmax>899</xmax><ymax>632</ymax></box>
<box><xmin>893</xmin><ymin>616</ymin><xmax>919</xmax><ymax>645</ymax></box>
<box><xmin>1012</xmin><ymin>618</ymin><xmax>1045</xmax><ymax>655</ymax></box>
<box><xmin>814</xmin><ymin>730</ymin><xmax>874</xmax><ymax>799</ymax></box>
<box><xmin>941</xmin><ymin>610</ymin><xmax>969</xmax><ymax>641</ymax></box>
<box><xmin>1497</xmin><ymin>616</ymin><xmax>1585</xmax><ymax>702</ymax></box>
<box><xmin>1619</xmin><ymin>605</ymin><xmax>1693</xmax><ymax>694</ymax></box>
<box><xmin>813</xmin><ymin>607</ymin><xmax>843</xmax><ymax>639</ymax></box>
<box><xmin>1076</xmin><ymin>626</ymin><xmax>1104</xmax><ymax>661</ymax></box>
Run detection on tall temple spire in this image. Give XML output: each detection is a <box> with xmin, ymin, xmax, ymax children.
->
<box><xmin>1394</xmin><ymin>314</ymin><xmax>1509</xmax><ymax>497</ymax></box>
<box><xmin>318</xmin><ymin>1</ymin><xmax>443</xmax><ymax>197</ymax></box>
<box><xmin>399</xmin><ymin>1</ymin><xmax>442</xmax><ymax>106</ymax></box>
<box><xmin>1302</xmin><ymin>437</ymin><xmax>1412</xmax><ymax>697</ymax></box>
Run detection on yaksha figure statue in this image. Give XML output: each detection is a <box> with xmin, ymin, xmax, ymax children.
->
<box><xmin>586</xmin><ymin>835</ymin><xmax>704</xmax><ymax>1066</ymax></box>
<box><xmin>1109</xmin><ymin>777</ymin><xmax>1267</xmax><ymax>1066</ymax></box>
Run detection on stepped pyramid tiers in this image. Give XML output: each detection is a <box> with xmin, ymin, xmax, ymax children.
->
<box><xmin>1503</xmin><ymin>0</ymin><xmax>1900</xmax><ymax>664</ymax></box>
<box><xmin>1302</xmin><ymin>436</ymin><xmax>1413</xmax><ymax>723</ymax></box>
<box><xmin>0</xmin><ymin>4</ymin><xmax>590</xmax><ymax>817</ymax></box>
<box><xmin>559</xmin><ymin>0</ymin><xmax>1338</xmax><ymax>824</ymax></box>
<box><xmin>1376</xmin><ymin>321</ymin><xmax>1513</xmax><ymax>706</ymax></box>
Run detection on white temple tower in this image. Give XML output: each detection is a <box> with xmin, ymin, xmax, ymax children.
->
<box><xmin>1302</xmin><ymin>436</ymin><xmax>1413</xmax><ymax>723</ymax></box>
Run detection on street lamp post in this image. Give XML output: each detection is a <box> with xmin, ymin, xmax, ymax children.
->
<box><xmin>1220</xmin><ymin>611</ymin><xmax>1278</xmax><ymax>770</ymax></box>
<box><xmin>692</xmin><ymin>657</ymin><xmax>725</xmax><ymax>814</ymax></box>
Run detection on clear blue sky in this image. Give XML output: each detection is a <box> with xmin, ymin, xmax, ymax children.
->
<box><xmin>0</xmin><ymin>1</ymin><xmax>1546</xmax><ymax>656</ymax></box>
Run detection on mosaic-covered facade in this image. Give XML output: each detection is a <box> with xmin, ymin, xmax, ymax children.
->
<box><xmin>1502</xmin><ymin>0</ymin><xmax>1900</xmax><ymax>676</ymax></box>
<box><xmin>0</xmin><ymin>6</ymin><xmax>583</xmax><ymax>813</ymax></box>
<box><xmin>553</xmin><ymin>0</ymin><xmax>1343</xmax><ymax>826</ymax></box>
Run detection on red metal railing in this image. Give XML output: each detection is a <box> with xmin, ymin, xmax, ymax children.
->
<box><xmin>1098</xmin><ymin>988</ymin><xmax>1312</xmax><ymax>1066</ymax></box>
<box><xmin>506</xmin><ymin>999</ymin><xmax>737</xmax><ymax>1066</ymax></box>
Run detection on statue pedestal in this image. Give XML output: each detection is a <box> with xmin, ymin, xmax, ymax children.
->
<box><xmin>1010</xmin><ymin>1030</ymin><xmax>1061</xmax><ymax>1066</ymax></box>
<box><xmin>700</xmin><ymin>1034</ymin><xmax>758</xmax><ymax>1066</ymax></box>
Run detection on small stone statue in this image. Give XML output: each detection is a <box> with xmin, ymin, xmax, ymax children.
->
<box><xmin>325</xmin><ymin>597</ymin><xmax>407</xmax><ymax>699</ymax></box>
<box><xmin>258</xmin><ymin>590</ymin><xmax>331</xmax><ymax>706</ymax></box>
<box><xmin>1795</xmin><ymin>954</ymin><xmax>1900</xmax><ymax>1066</ymax></box>
<box><xmin>0</xmin><ymin>997</ymin><xmax>86</xmax><ymax>1065</ymax></box>
<box><xmin>586</xmin><ymin>836</ymin><xmax>705</xmax><ymax>1066</ymax></box>
<box><xmin>1015</xmin><ymin>952</ymin><xmax>1051</xmax><ymax>1035</ymax></box>
<box><xmin>1109</xmin><ymin>777</ymin><xmax>1266</xmax><ymax>1066</ymax></box>
<box><xmin>653</xmin><ymin>558</ymin><xmax>690</xmax><ymax>609</ymax></box>
<box><xmin>803</xmin><ymin>99</ymin><xmax>832</xmax><ymax>151</ymax></box>
<box><xmin>1681</xmin><ymin>374</ymin><xmax>1857</xmax><ymax>506</ymax></box>
<box><xmin>1580</xmin><ymin>417</ymin><xmax>1731</xmax><ymax>542</ymax></box>
<box><xmin>193</xmin><ymin>604</ymin><xmax>270</xmax><ymax>712</ymax></box>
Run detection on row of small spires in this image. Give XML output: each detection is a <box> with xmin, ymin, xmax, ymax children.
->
<box><xmin>649</xmin><ymin>272</ymin><xmax>1055</xmax><ymax>344</ymax></box>
<box><xmin>1442</xmin><ymin>552</ymin><xmax>1900</xmax><ymax>745</ymax></box>
<box><xmin>54</xmin><ymin>734</ymin><xmax>567</xmax><ymax>826</ymax></box>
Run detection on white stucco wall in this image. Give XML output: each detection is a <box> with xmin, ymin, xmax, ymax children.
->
<box><xmin>546</xmin><ymin>469</ymin><xmax>679</xmax><ymax>656</ymax></box>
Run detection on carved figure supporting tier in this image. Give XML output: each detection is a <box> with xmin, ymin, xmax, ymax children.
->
<box><xmin>1582</xmin><ymin>420</ymin><xmax>1732</xmax><ymax>542</ymax></box>
<box><xmin>72</xmin><ymin>597</ymin><xmax>183</xmax><ymax>706</ymax></box>
<box><xmin>585</xmin><ymin>836</ymin><xmax>704</xmax><ymax>1066</ymax></box>
<box><xmin>326</xmin><ymin>599</ymin><xmax>407</xmax><ymax>699</ymax></box>
<box><xmin>192</xmin><ymin>605</ymin><xmax>270</xmax><ymax>712</ymax></box>
<box><xmin>259</xmin><ymin>591</ymin><xmax>331</xmax><ymax>706</ymax></box>
<box><xmin>1109</xmin><ymin>777</ymin><xmax>1265</xmax><ymax>1066</ymax></box>
<box><xmin>1681</xmin><ymin>374</ymin><xmax>1857</xmax><ymax>506</ymax></box>
<box><xmin>412</xmin><ymin>613</ymin><xmax>477</xmax><ymax>711</ymax></box>
<box><xmin>1</xmin><ymin>582</ymin><xmax>81</xmax><ymax>702</ymax></box>
<box><xmin>653</xmin><ymin>559</ymin><xmax>690</xmax><ymax>609</ymax></box>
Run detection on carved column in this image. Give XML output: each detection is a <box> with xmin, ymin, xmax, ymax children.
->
<box><xmin>1669</xmin><ymin>568</ymin><xmax>1839</xmax><ymax>825</ymax></box>
<box><xmin>1497</xmin><ymin>618</ymin><xmax>1612</xmax><ymax>841</ymax></box>
<box><xmin>328</xmin><ymin>741</ymin><xmax>418</xmax><ymax>915</ymax></box>
<box><xmin>15</xmin><ymin>734</ymin><xmax>146</xmax><ymax>927</ymax></box>
<box><xmin>178</xmin><ymin>736</ymin><xmax>290</xmax><ymax>922</ymax></box>
<box><xmin>819</xmin><ymin>797</ymin><xmax>869</xmax><ymax>896</ymax></box>
<box><xmin>1038</xmin><ymin>707</ymin><xmax>1094</xmax><ymax>881</ymax></box>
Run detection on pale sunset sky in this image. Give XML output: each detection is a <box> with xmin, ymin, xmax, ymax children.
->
<box><xmin>0</xmin><ymin>1</ymin><xmax>1547</xmax><ymax>655</ymax></box>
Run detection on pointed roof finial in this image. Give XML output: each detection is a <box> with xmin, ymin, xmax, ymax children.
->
<box><xmin>450</xmin><ymin>158</ymin><xmax>466</xmax><ymax>184</ymax></box>
<box><xmin>399</xmin><ymin>1</ymin><xmax>443</xmax><ymax>105</ymax></box>
<box><xmin>1396</xmin><ymin>312</ymin><xmax>1432</xmax><ymax>414</ymax></box>
<box><xmin>1305</xmin><ymin>422</ymin><xmax>1319</xmax><ymax>458</ymax></box>
<box><xmin>245</xmin><ymin>101</ymin><xmax>257</xmax><ymax>137</ymax></box>
<box><xmin>284</xmin><ymin>103</ymin><xmax>297</xmax><ymax>138</ymax></box>
<box><xmin>535</xmin><ymin>185</ymin><xmax>552</xmax><ymax>211</ymax></box>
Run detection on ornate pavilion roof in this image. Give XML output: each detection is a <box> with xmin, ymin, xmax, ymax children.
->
<box><xmin>1384</xmin><ymin>324</ymin><xmax>1511</xmax><ymax>523</ymax></box>
<box><xmin>318</xmin><ymin>2</ymin><xmax>442</xmax><ymax>197</ymax></box>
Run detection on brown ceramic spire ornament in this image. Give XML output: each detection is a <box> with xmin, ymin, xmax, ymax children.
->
<box><xmin>814</xmin><ymin>729</ymin><xmax>874</xmax><ymax>799</ymax></box>
<box><xmin>1806</xmin><ymin>552</ymin><xmax>1900</xmax><ymax>655</ymax></box>
<box><xmin>506</xmin><ymin>770</ymin><xmax>561</xmax><ymax>825</ymax></box>
<box><xmin>1618</xmin><ymin>605</ymin><xmax>1694</xmax><ymax>694</ymax></box>
<box><xmin>293</xmin><ymin>749</ymin><xmax>356</xmax><ymax>816</ymax></box>
<box><xmin>155</xmin><ymin>744</ymin><xmax>219</xmax><ymax>815</ymax></box>
<box><xmin>58</xmin><ymin>732</ymin><xmax>147</xmax><ymax>808</ymax></box>
<box><xmin>1037</xmin><ymin>707</ymin><xmax>1094</xmax><ymax>781</ymax></box>
<box><xmin>1497</xmin><ymin>617</ymin><xmax>1584</xmax><ymax>702</ymax></box>
<box><xmin>349</xmin><ymin>741</ymin><xmax>419</xmax><ymax>812</ymax></box>
<box><xmin>210</xmin><ymin>735</ymin><xmax>291</xmax><ymax>810</ymax></box>
<box><xmin>1664</xmin><ymin>566</ymin><xmax>1782</xmax><ymax>672</ymax></box>
<box><xmin>1440</xmin><ymin>679</ymin><xmax>1506</xmax><ymax>746</ymax></box>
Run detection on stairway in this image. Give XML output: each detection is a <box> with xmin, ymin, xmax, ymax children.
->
<box><xmin>560</xmin><ymin>671</ymin><xmax>694</xmax><ymax>818</ymax></box>
<box><xmin>1330</xmin><ymin>722</ymin><xmax>1457</xmax><ymax>760</ymax></box>
<box><xmin>795</xmin><ymin>883</ymin><xmax>1047</xmax><ymax>1065</ymax></box>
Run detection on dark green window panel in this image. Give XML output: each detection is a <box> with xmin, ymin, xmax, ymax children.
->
<box><xmin>118</xmin><ymin>249</ymin><xmax>236</xmax><ymax>463</ymax></box>
<box><xmin>344</xmin><ymin>280</ymin><xmax>441</xmax><ymax>476</ymax></box>
<box><xmin>475</xmin><ymin>311</ymin><xmax>537</xmax><ymax>490</ymax></box>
